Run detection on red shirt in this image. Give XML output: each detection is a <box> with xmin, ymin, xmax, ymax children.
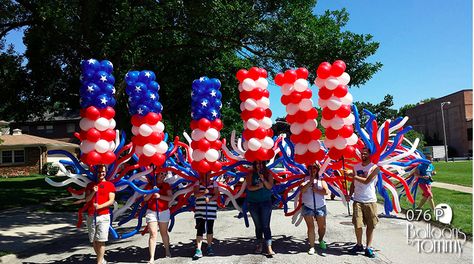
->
<box><xmin>86</xmin><ymin>181</ymin><xmax>116</xmax><ymax>216</ymax></box>
<box><xmin>145</xmin><ymin>182</ymin><xmax>171</xmax><ymax>212</ymax></box>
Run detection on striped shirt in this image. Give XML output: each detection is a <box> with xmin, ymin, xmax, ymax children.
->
<box><xmin>194</xmin><ymin>180</ymin><xmax>218</xmax><ymax>220</ymax></box>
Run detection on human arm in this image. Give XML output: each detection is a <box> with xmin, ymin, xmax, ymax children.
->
<box><xmin>260</xmin><ymin>171</ymin><xmax>273</xmax><ymax>190</ymax></box>
<box><xmin>95</xmin><ymin>192</ymin><xmax>115</xmax><ymax>210</ymax></box>
<box><xmin>210</xmin><ymin>186</ymin><xmax>220</xmax><ymax>202</ymax></box>
<box><xmin>246</xmin><ymin>172</ymin><xmax>263</xmax><ymax>191</ymax></box>
<box><xmin>314</xmin><ymin>180</ymin><xmax>329</xmax><ymax>196</ymax></box>
<box><xmin>85</xmin><ymin>185</ymin><xmax>97</xmax><ymax>203</ymax></box>
<box><xmin>353</xmin><ymin>166</ymin><xmax>380</xmax><ymax>184</ymax></box>
<box><xmin>345</xmin><ymin>182</ymin><xmax>355</xmax><ymax>201</ymax></box>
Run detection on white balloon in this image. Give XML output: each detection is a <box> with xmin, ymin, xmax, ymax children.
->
<box><xmin>245</xmin><ymin>99</ymin><xmax>258</xmax><ymax>111</ymax></box>
<box><xmin>192</xmin><ymin>149</ymin><xmax>205</xmax><ymax>161</ymax></box>
<box><xmin>205</xmin><ymin>149</ymin><xmax>220</xmax><ymax>162</ymax></box>
<box><xmin>109</xmin><ymin>119</ymin><xmax>116</xmax><ymax>130</ymax></box>
<box><xmin>109</xmin><ymin>141</ymin><xmax>116</xmax><ymax>151</ymax></box>
<box><xmin>256</xmin><ymin>97</ymin><xmax>270</xmax><ymax>109</ymax></box>
<box><xmin>281</xmin><ymin>84</ymin><xmax>293</xmax><ymax>95</ymax></box>
<box><xmin>95</xmin><ymin>140</ymin><xmax>110</xmax><ymax>153</ymax></box>
<box><xmin>325</xmin><ymin>77</ymin><xmax>339</xmax><ymax>90</ymax></box>
<box><xmin>299</xmin><ymin>99</ymin><xmax>313</xmax><ymax>112</ymax></box>
<box><xmin>79</xmin><ymin>118</ymin><xmax>94</xmax><ymax>131</ymax></box>
<box><xmin>261</xmin><ymin>137</ymin><xmax>274</xmax><ymax>149</ymax></box>
<box><xmin>261</xmin><ymin>117</ymin><xmax>273</xmax><ymax>129</ymax></box>
<box><xmin>334</xmin><ymin>136</ymin><xmax>347</xmax><ymax>150</ymax></box>
<box><xmin>143</xmin><ymin>144</ymin><xmax>157</xmax><ymax>157</ymax></box>
<box><xmin>205</xmin><ymin>128</ymin><xmax>219</xmax><ymax>141</ymax></box>
<box><xmin>303</xmin><ymin>119</ymin><xmax>317</xmax><ymax>131</ymax></box>
<box><xmin>240</xmin><ymin>102</ymin><xmax>246</xmax><ymax>112</ymax></box>
<box><xmin>320</xmin><ymin>118</ymin><xmax>330</xmax><ymax>128</ymax></box>
<box><xmin>347</xmin><ymin>133</ymin><xmax>358</xmax><ymax>145</ymax></box>
<box><xmin>131</xmin><ymin>126</ymin><xmax>139</xmax><ymax>136</ymax></box>
<box><xmin>340</xmin><ymin>93</ymin><xmax>353</xmax><ymax>105</ymax></box>
<box><xmin>238</xmin><ymin>84</ymin><xmax>243</xmax><ymax>92</ymax></box>
<box><xmin>242</xmin><ymin>78</ymin><xmax>256</xmax><ymax>91</ymax></box>
<box><xmin>248</xmin><ymin>138</ymin><xmax>262</xmax><ymax>151</ymax></box>
<box><xmin>191</xmin><ymin>129</ymin><xmax>205</xmax><ymax>141</ymax></box>
<box><xmin>246</xmin><ymin>118</ymin><xmax>260</xmax><ymax>131</ymax></box>
<box><xmin>286</xmin><ymin>103</ymin><xmax>299</xmax><ymax>115</ymax></box>
<box><xmin>338</xmin><ymin>72</ymin><xmax>351</xmax><ymax>85</ymax></box>
<box><xmin>295</xmin><ymin>143</ymin><xmax>307</xmax><ymax>155</ymax></box>
<box><xmin>330</xmin><ymin>117</ymin><xmax>345</xmax><ymax>130</ymax></box>
<box><xmin>256</xmin><ymin>78</ymin><xmax>268</xmax><ymax>90</ymax></box>
<box><xmin>294</xmin><ymin>79</ymin><xmax>308</xmax><ymax>92</ymax></box>
<box><xmin>290</xmin><ymin>123</ymin><xmax>303</xmax><ymax>135</ymax></box>
<box><xmin>323</xmin><ymin>139</ymin><xmax>334</xmax><ymax>148</ymax></box>
<box><xmin>327</xmin><ymin>98</ymin><xmax>342</xmax><ymax>111</ymax></box>
<box><xmin>94</xmin><ymin>118</ymin><xmax>109</xmax><ymax>131</ymax></box>
<box><xmin>343</xmin><ymin>114</ymin><xmax>355</xmax><ymax>125</ymax></box>
<box><xmin>139</xmin><ymin>124</ymin><xmax>153</xmax><ymax>137</ymax></box>
<box><xmin>135</xmin><ymin>146</ymin><xmax>143</xmax><ymax>156</ymax></box>
<box><xmin>308</xmin><ymin>140</ymin><xmax>321</xmax><ymax>153</ymax></box>
<box><xmin>314</xmin><ymin>77</ymin><xmax>325</xmax><ymax>88</ymax></box>
<box><xmin>243</xmin><ymin>141</ymin><xmax>249</xmax><ymax>151</ymax></box>
<box><xmin>156</xmin><ymin>141</ymin><xmax>168</xmax><ymax>154</ymax></box>
<box><xmin>318</xmin><ymin>99</ymin><xmax>328</xmax><ymax>108</ymax></box>
<box><xmin>80</xmin><ymin>140</ymin><xmax>95</xmax><ymax>153</ymax></box>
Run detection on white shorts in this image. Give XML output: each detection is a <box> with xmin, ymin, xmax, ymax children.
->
<box><xmin>87</xmin><ymin>214</ymin><xmax>110</xmax><ymax>243</ymax></box>
<box><xmin>145</xmin><ymin>209</ymin><xmax>170</xmax><ymax>223</ymax></box>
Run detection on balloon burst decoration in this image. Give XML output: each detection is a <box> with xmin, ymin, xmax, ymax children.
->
<box><xmin>315</xmin><ymin>61</ymin><xmax>358</xmax><ymax>160</ymax></box>
<box><xmin>275</xmin><ymin>67</ymin><xmax>325</xmax><ymax>164</ymax></box>
<box><xmin>125</xmin><ymin>70</ymin><xmax>167</xmax><ymax>167</ymax></box>
<box><xmin>77</xmin><ymin>59</ymin><xmax>117</xmax><ymax>166</ymax></box>
<box><xmin>189</xmin><ymin>77</ymin><xmax>224</xmax><ymax>173</ymax></box>
<box><xmin>236</xmin><ymin>67</ymin><xmax>275</xmax><ymax>161</ymax></box>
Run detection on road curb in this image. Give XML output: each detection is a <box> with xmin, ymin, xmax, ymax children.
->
<box><xmin>0</xmin><ymin>254</ymin><xmax>20</xmax><ymax>264</ymax></box>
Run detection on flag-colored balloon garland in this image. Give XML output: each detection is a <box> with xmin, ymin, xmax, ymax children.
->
<box><xmin>315</xmin><ymin>61</ymin><xmax>358</xmax><ymax>160</ymax></box>
<box><xmin>78</xmin><ymin>59</ymin><xmax>117</xmax><ymax>166</ymax></box>
<box><xmin>275</xmin><ymin>68</ymin><xmax>324</xmax><ymax>164</ymax></box>
<box><xmin>236</xmin><ymin>67</ymin><xmax>275</xmax><ymax>161</ymax></box>
<box><xmin>189</xmin><ymin>77</ymin><xmax>224</xmax><ymax>173</ymax></box>
<box><xmin>125</xmin><ymin>70</ymin><xmax>167</xmax><ymax>167</ymax></box>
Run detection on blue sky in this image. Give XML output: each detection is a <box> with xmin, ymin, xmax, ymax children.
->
<box><xmin>5</xmin><ymin>1</ymin><xmax>473</xmax><ymax>121</ymax></box>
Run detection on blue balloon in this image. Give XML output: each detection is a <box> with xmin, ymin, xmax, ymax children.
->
<box><xmin>125</xmin><ymin>71</ymin><xmax>139</xmax><ymax>83</ymax></box>
<box><xmin>81</xmin><ymin>70</ymin><xmax>95</xmax><ymax>82</ymax></box>
<box><xmin>81</xmin><ymin>59</ymin><xmax>99</xmax><ymax>72</ymax></box>
<box><xmin>108</xmin><ymin>97</ymin><xmax>117</xmax><ymax>107</ymax></box>
<box><xmin>95</xmin><ymin>94</ymin><xmax>110</xmax><ymax>109</ymax></box>
<box><xmin>131</xmin><ymin>82</ymin><xmax>147</xmax><ymax>95</ymax></box>
<box><xmin>81</xmin><ymin>83</ymin><xmax>101</xmax><ymax>96</ymax></box>
<box><xmin>200</xmin><ymin>99</ymin><xmax>210</xmax><ymax>109</ymax></box>
<box><xmin>102</xmin><ymin>83</ymin><xmax>115</xmax><ymax>95</ymax></box>
<box><xmin>136</xmin><ymin>104</ymin><xmax>150</xmax><ymax>116</ymax></box>
<box><xmin>99</xmin><ymin>60</ymin><xmax>114</xmax><ymax>73</ymax></box>
<box><xmin>213</xmin><ymin>99</ymin><xmax>222</xmax><ymax>108</ymax></box>
<box><xmin>138</xmin><ymin>70</ymin><xmax>156</xmax><ymax>82</ymax></box>
<box><xmin>192</xmin><ymin>79</ymin><xmax>201</xmax><ymax>90</ymax></box>
<box><xmin>148</xmin><ymin>81</ymin><xmax>160</xmax><ymax>91</ymax></box>
<box><xmin>145</xmin><ymin>90</ymin><xmax>158</xmax><ymax>103</ymax></box>
<box><xmin>209</xmin><ymin>78</ymin><xmax>221</xmax><ymax>90</ymax></box>
<box><xmin>94</xmin><ymin>71</ymin><xmax>109</xmax><ymax>83</ymax></box>
<box><xmin>153</xmin><ymin>101</ymin><xmax>163</xmax><ymax>113</ymax></box>
<box><xmin>80</xmin><ymin>97</ymin><xmax>91</xmax><ymax>108</ymax></box>
<box><xmin>216</xmin><ymin>91</ymin><xmax>222</xmax><ymax>100</ymax></box>
<box><xmin>107</xmin><ymin>74</ymin><xmax>115</xmax><ymax>85</ymax></box>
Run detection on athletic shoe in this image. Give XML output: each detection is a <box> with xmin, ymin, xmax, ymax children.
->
<box><xmin>193</xmin><ymin>249</ymin><xmax>203</xmax><ymax>259</ymax></box>
<box><xmin>365</xmin><ymin>247</ymin><xmax>376</xmax><ymax>258</ymax></box>
<box><xmin>349</xmin><ymin>244</ymin><xmax>364</xmax><ymax>254</ymax></box>
<box><xmin>319</xmin><ymin>240</ymin><xmax>327</xmax><ymax>250</ymax></box>
<box><xmin>207</xmin><ymin>246</ymin><xmax>215</xmax><ymax>256</ymax></box>
<box><xmin>308</xmin><ymin>247</ymin><xmax>315</xmax><ymax>255</ymax></box>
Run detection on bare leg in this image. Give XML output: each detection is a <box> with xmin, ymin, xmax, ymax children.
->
<box><xmin>315</xmin><ymin>216</ymin><xmax>326</xmax><ymax>242</ymax></box>
<box><xmin>303</xmin><ymin>215</ymin><xmax>315</xmax><ymax>248</ymax></box>
<box><xmin>196</xmin><ymin>236</ymin><xmax>203</xmax><ymax>250</ymax></box>
<box><xmin>206</xmin><ymin>234</ymin><xmax>213</xmax><ymax>247</ymax></box>
<box><xmin>418</xmin><ymin>196</ymin><xmax>428</xmax><ymax>209</ymax></box>
<box><xmin>428</xmin><ymin>197</ymin><xmax>435</xmax><ymax>210</ymax></box>
<box><xmin>158</xmin><ymin>222</ymin><xmax>171</xmax><ymax>257</ymax></box>
<box><xmin>96</xmin><ymin>241</ymin><xmax>105</xmax><ymax>264</ymax></box>
<box><xmin>355</xmin><ymin>227</ymin><xmax>363</xmax><ymax>246</ymax></box>
<box><xmin>148</xmin><ymin>221</ymin><xmax>158</xmax><ymax>263</ymax></box>
<box><xmin>366</xmin><ymin>226</ymin><xmax>374</xmax><ymax>248</ymax></box>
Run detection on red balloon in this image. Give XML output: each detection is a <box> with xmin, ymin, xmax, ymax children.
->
<box><xmin>100</xmin><ymin>107</ymin><xmax>115</xmax><ymax>119</ymax></box>
<box><xmin>295</xmin><ymin>154</ymin><xmax>304</xmax><ymax>164</ymax></box>
<box><xmin>339</xmin><ymin>125</ymin><xmax>354</xmax><ymax>138</ymax></box>
<box><xmin>139</xmin><ymin>155</ymin><xmax>152</xmax><ymax>167</ymax></box>
<box><xmin>241</xmin><ymin>110</ymin><xmax>251</xmax><ymax>121</ymax></box>
<box><xmin>286</xmin><ymin>114</ymin><xmax>295</xmax><ymax>123</ymax></box>
<box><xmin>317</xmin><ymin>62</ymin><xmax>332</xmax><ymax>79</ymax></box>
<box><xmin>190</xmin><ymin>141</ymin><xmax>199</xmax><ymax>150</ymax></box>
<box><xmin>262</xmin><ymin>89</ymin><xmax>269</xmax><ymax>98</ymax></box>
<box><xmin>266</xmin><ymin>149</ymin><xmax>275</xmax><ymax>160</ymax></box>
<box><xmin>259</xmin><ymin>68</ymin><xmax>268</xmax><ymax>78</ymax></box>
<box><xmin>314</xmin><ymin>150</ymin><xmax>325</xmax><ymax>161</ymax></box>
<box><xmin>85</xmin><ymin>106</ymin><xmax>100</xmax><ymax>120</ymax></box>
<box><xmin>267</xmin><ymin>129</ymin><xmax>274</xmax><ymax>137</ymax></box>
<box><xmin>198</xmin><ymin>139</ymin><xmax>211</xmax><ymax>151</ymax></box>
<box><xmin>300</xmin><ymin>131</ymin><xmax>312</xmax><ymax>144</ymax></box>
<box><xmin>281</xmin><ymin>95</ymin><xmax>290</xmax><ymax>105</ymax></box>
<box><xmin>318</xmin><ymin>87</ymin><xmax>333</xmax><ymax>100</ymax></box>
<box><xmin>336</xmin><ymin>105</ymin><xmax>351</xmax><ymax>118</ymax></box>
<box><xmin>190</xmin><ymin>120</ymin><xmax>198</xmax><ymax>130</ymax></box>
<box><xmin>242</xmin><ymin>129</ymin><xmax>252</xmax><ymax>141</ymax></box>
<box><xmin>86</xmin><ymin>128</ymin><xmax>101</xmax><ymax>142</ymax></box>
<box><xmin>85</xmin><ymin>151</ymin><xmax>101</xmax><ymax>166</ymax></box>
<box><xmin>290</xmin><ymin>93</ymin><xmax>302</xmax><ymax>104</ymax></box>
<box><xmin>330</xmin><ymin>62</ymin><xmax>345</xmax><ymax>77</ymax></box>
<box><xmin>301</xmin><ymin>89</ymin><xmax>312</xmax><ymax>99</ymax></box>
<box><xmin>245</xmin><ymin>151</ymin><xmax>256</xmax><ymax>162</ymax></box>
<box><xmin>197</xmin><ymin>160</ymin><xmax>211</xmax><ymax>173</ymax></box>
<box><xmin>145</xmin><ymin>112</ymin><xmax>160</xmax><ymax>125</ymax></box>
<box><xmin>311</xmin><ymin>129</ymin><xmax>322</xmax><ymax>140</ymax></box>
<box><xmin>290</xmin><ymin>134</ymin><xmax>300</xmax><ymax>143</ymax></box>
<box><xmin>322</xmin><ymin>108</ymin><xmax>336</xmax><ymax>120</ymax></box>
<box><xmin>152</xmin><ymin>154</ymin><xmax>166</xmax><ymax>167</ymax></box>
<box><xmin>211</xmin><ymin>139</ymin><xmax>222</xmax><ymax>150</ymax></box>
<box><xmin>265</xmin><ymin>108</ymin><xmax>272</xmax><ymax>118</ymax></box>
<box><xmin>198</xmin><ymin>118</ymin><xmax>211</xmax><ymax>131</ymax></box>
<box><xmin>250</xmin><ymin>88</ymin><xmax>264</xmax><ymax>100</ymax></box>
<box><xmin>101</xmin><ymin>129</ymin><xmax>116</xmax><ymax>141</ymax></box>
<box><xmin>342</xmin><ymin>145</ymin><xmax>356</xmax><ymax>159</ymax></box>
<box><xmin>274</xmin><ymin>73</ymin><xmax>285</xmax><ymax>86</ymax></box>
<box><xmin>333</xmin><ymin>60</ymin><xmax>346</xmax><ymax>72</ymax></box>
<box><xmin>211</xmin><ymin>161</ymin><xmax>222</xmax><ymax>172</ymax></box>
<box><xmin>148</xmin><ymin>132</ymin><xmax>163</xmax><ymax>144</ymax></box>
<box><xmin>295</xmin><ymin>111</ymin><xmax>307</xmax><ymax>123</ymax></box>
<box><xmin>239</xmin><ymin>90</ymin><xmax>250</xmax><ymax>101</ymax></box>
<box><xmin>102</xmin><ymin>151</ymin><xmax>116</xmax><ymax>164</ymax></box>
<box><xmin>79</xmin><ymin>130</ymin><xmax>87</xmax><ymax>141</ymax></box>
<box><xmin>211</xmin><ymin>119</ymin><xmax>223</xmax><ymax>130</ymax></box>
<box><xmin>236</xmin><ymin>69</ymin><xmax>248</xmax><ymax>82</ymax></box>
<box><xmin>306</xmin><ymin>108</ymin><xmax>318</xmax><ymax>119</ymax></box>
<box><xmin>284</xmin><ymin>70</ymin><xmax>297</xmax><ymax>84</ymax></box>
<box><xmin>132</xmin><ymin>135</ymin><xmax>147</xmax><ymax>146</ymax></box>
<box><xmin>80</xmin><ymin>109</ymin><xmax>86</xmax><ymax>118</ymax></box>
<box><xmin>248</xmin><ymin>67</ymin><xmax>260</xmax><ymax>80</ymax></box>
<box><xmin>253</xmin><ymin>108</ymin><xmax>266</xmax><ymax>119</ymax></box>
<box><xmin>295</xmin><ymin>67</ymin><xmax>309</xmax><ymax>79</ymax></box>
<box><xmin>255</xmin><ymin>148</ymin><xmax>269</xmax><ymax>160</ymax></box>
<box><xmin>328</xmin><ymin>148</ymin><xmax>342</xmax><ymax>160</ymax></box>
<box><xmin>254</xmin><ymin>128</ymin><xmax>266</xmax><ymax>139</ymax></box>
<box><xmin>131</xmin><ymin>115</ymin><xmax>143</xmax><ymax>127</ymax></box>
<box><xmin>333</xmin><ymin>85</ymin><xmax>348</xmax><ymax>97</ymax></box>
<box><xmin>325</xmin><ymin>127</ymin><xmax>338</xmax><ymax>140</ymax></box>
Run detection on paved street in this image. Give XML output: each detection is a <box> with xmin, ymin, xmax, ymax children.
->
<box><xmin>1</xmin><ymin>198</ymin><xmax>472</xmax><ymax>264</ymax></box>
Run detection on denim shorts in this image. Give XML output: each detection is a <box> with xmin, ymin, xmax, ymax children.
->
<box><xmin>302</xmin><ymin>205</ymin><xmax>327</xmax><ymax>217</ymax></box>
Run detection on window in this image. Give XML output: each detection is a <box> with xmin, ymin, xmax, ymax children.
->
<box><xmin>1</xmin><ymin>149</ymin><xmax>25</xmax><ymax>164</ymax></box>
<box><xmin>45</xmin><ymin>125</ymin><xmax>53</xmax><ymax>134</ymax></box>
<box><xmin>67</xmin><ymin>123</ymin><xmax>76</xmax><ymax>133</ymax></box>
<box><xmin>468</xmin><ymin>128</ymin><xmax>473</xmax><ymax>141</ymax></box>
<box><xmin>37</xmin><ymin>125</ymin><xmax>45</xmax><ymax>130</ymax></box>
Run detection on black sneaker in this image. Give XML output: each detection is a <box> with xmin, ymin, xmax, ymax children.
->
<box><xmin>349</xmin><ymin>244</ymin><xmax>364</xmax><ymax>254</ymax></box>
<box><xmin>365</xmin><ymin>247</ymin><xmax>376</xmax><ymax>258</ymax></box>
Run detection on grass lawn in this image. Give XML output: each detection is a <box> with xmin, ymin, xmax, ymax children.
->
<box><xmin>432</xmin><ymin>161</ymin><xmax>472</xmax><ymax>187</ymax></box>
<box><xmin>397</xmin><ymin>186</ymin><xmax>472</xmax><ymax>235</ymax></box>
<box><xmin>0</xmin><ymin>175</ymin><xmax>79</xmax><ymax>212</ymax></box>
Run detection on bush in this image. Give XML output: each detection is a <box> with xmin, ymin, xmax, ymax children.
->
<box><xmin>42</xmin><ymin>162</ymin><xmax>59</xmax><ymax>176</ymax></box>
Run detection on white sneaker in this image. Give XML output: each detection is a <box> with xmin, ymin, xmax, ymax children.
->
<box><xmin>308</xmin><ymin>247</ymin><xmax>315</xmax><ymax>255</ymax></box>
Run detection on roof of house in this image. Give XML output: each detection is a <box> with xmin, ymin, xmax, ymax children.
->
<box><xmin>0</xmin><ymin>134</ymin><xmax>79</xmax><ymax>148</ymax></box>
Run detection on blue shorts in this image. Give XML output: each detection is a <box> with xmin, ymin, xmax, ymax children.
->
<box><xmin>302</xmin><ymin>205</ymin><xmax>327</xmax><ymax>217</ymax></box>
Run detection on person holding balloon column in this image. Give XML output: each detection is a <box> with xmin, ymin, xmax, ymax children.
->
<box><xmin>246</xmin><ymin>160</ymin><xmax>275</xmax><ymax>256</ymax></box>
<box><xmin>345</xmin><ymin>147</ymin><xmax>380</xmax><ymax>258</ymax></box>
<box><xmin>192</xmin><ymin>172</ymin><xmax>220</xmax><ymax>259</ymax></box>
<box><xmin>143</xmin><ymin>170</ymin><xmax>173</xmax><ymax>263</ymax></box>
<box><xmin>300</xmin><ymin>163</ymin><xmax>329</xmax><ymax>255</ymax></box>
<box><xmin>84</xmin><ymin>164</ymin><xmax>116</xmax><ymax>264</ymax></box>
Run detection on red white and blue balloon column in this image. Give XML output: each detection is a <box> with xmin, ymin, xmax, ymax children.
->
<box><xmin>78</xmin><ymin>59</ymin><xmax>117</xmax><ymax>166</ymax></box>
<box><xmin>236</xmin><ymin>67</ymin><xmax>275</xmax><ymax>162</ymax></box>
<box><xmin>125</xmin><ymin>70</ymin><xmax>167</xmax><ymax>167</ymax></box>
<box><xmin>189</xmin><ymin>77</ymin><xmax>224</xmax><ymax>174</ymax></box>
<box><xmin>275</xmin><ymin>68</ymin><xmax>325</xmax><ymax>165</ymax></box>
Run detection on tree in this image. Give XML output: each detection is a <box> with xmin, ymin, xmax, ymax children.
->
<box><xmin>398</xmin><ymin>103</ymin><xmax>416</xmax><ymax>117</ymax></box>
<box><xmin>0</xmin><ymin>0</ymin><xmax>382</xmax><ymax>138</ymax></box>
<box><xmin>354</xmin><ymin>94</ymin><xmax>398</xmax><ymax>125</ymax></box>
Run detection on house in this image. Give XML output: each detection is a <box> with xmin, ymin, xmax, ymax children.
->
<box><xmin>0</xmin><ymin>129</ymin><xmax>79</xmax><ymax>176</ymax></box>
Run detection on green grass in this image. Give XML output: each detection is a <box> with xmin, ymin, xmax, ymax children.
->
<box><xmin>432</xmin><ymin>161</ymin><xmax>472</xmax><ymax>187</ymax></box>
<box><xmin>0</xmin><ymin>175</ymin><xmax>79</xmax><ymax>212</ymax></box>
<box><xmin>398</xmin><ymin>187</ymin><xmax>472</xmax><ymax>235</ymax></box>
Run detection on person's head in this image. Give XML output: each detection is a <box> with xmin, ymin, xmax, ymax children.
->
<box><xmin>253</xmin><ymin>160</ymin><xmax>267</xmax><ymax>172</ymax></box>
<box><xmin>426</xmin><ymin>154</ymin><xmax>433</xmax><ymax>161</ymax></box>
<box><xmin>156</xmin><ymin>170</ymin><xmax>167</xmax><ymax>183</ymax></box>
<box><xmin>360</xmin><ymin>147</ymin><xmax>371</xmax><ymax>162</ymax></box>
<box><xmin>307</xmin><ymin>163</ymin><xmax>321</xmax><ymax>179</ymax></box>
<box><xmin>97</xmin><ymin>164</ymin><xmax>107</xmax><ymax>181</ymax></box>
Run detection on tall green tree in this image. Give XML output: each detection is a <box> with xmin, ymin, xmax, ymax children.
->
<box><xmin>0</xmin><ymin>0</ymin><xmax>382</xmax><ymax>138</ymax></box>
<box><xmin>354</xmin><ymin>94</ymin><xmax>398</xmax><ymax>125</ymax></box>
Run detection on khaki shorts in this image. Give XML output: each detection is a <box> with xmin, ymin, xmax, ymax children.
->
<box><xmin>352</xmin><ymin>202</ymin><xmax>378</xmax><ymax>229</ymax></box>
<box><xmin>87</xmin><ymin>214</ymin><xmax>110</xmax><ymax>243</ymax></box>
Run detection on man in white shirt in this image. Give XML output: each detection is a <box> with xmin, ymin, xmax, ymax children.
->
<box><xmin>345</xmin><ymin>147</ymin><xmax>380</xmax><ymax>258</ymax></box>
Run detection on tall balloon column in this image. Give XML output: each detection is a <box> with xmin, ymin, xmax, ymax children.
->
<box><xmin>314</xmin><ymin>61</ymin><xmax>358</xmax><ymax>160</ymax></box>
<box><xmin>189</xmin><ymin>77</ymin><xmax>224</xmax><ymax>173</ymax></box>
<box><xmin>236</xmin><ymin>67</ymin><xmax>275</xmax><ymax>161</ymax></box>
<box><xmin>125</xmin><ymin>70</ymin><xmax>167</xmax><ymax>167</ymax></box>
<box><xmin>78</xmin><ymin>59</ymin><xmax>117</xmax><ymax>166</ymax></box>
<box><xmin>275</xmin><ymin>68</ymin><xmax>324</xmax><ymax>164</ymax></box>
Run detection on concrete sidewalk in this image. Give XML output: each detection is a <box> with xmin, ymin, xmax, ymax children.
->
<box><xmin>1</xmin><ymin>198</ymin><xmax>472</xmax><ymax>264</ymax></box>
<box><xmin>432</xmin><ymin>182</ymin><xmax>473</xmax><ymax>194</ymax></box>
